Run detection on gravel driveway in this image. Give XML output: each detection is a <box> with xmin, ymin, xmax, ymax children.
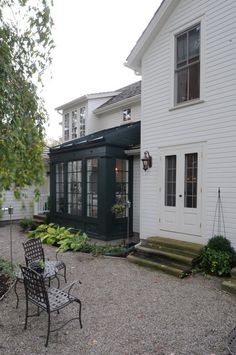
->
<box><xmin>0</xmin><ymin>223</ymin><xmax>235</xmax><ymax>355</ymax></box>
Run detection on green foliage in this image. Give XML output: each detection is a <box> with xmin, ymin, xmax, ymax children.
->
<box><xmin>200</xmin><ymin>248</ymin><xmax>233</xmax><ymax>276</ymax></box>
<box><xmin>207</xmin><ymin>235</ymin><xmax>235</xmax><ymax>255</ymax></box>
<box><xmin>57</xmin><ymin>233</ymin><xmax>93</xmax><ymax>253</ymax></box>
<box><xmin>19</xmin><ymin>217</ymin><xmax>36</xmax><ymax>231</ymax></box>
<box><xmin>28</xmin><ymin>223</ymin><xmax>130</xmax><ymax>257</ymax></box>
<box><xmin>198</xmin><ymin>235</ymin><xmax>236</xmax><ymax>276</ymax></box>
<box><xmin>0</xmin><ymin>0</ymin><xmax>54</xmax><ymax>197</ymax></box>
<box><xmin>111</xmin><ymin>197</ymin><xmax>126</xmax><ymax>217</ymax></box>
<box><xmin>0</xmin><ymin>258</ymin><xmax>15</xmax><ymax>279</ymax></box>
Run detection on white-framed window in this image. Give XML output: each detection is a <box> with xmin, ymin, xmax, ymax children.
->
<box><xmin>79</xmin><ymin>107</ymin><xmax>85</xmax><ymax>137</ymax></box>
<box><xmin>64</xmin><ymin>113</ymin><xmax>69</xmax><ymax>141</ymax></box>
<box><xmin>175</xmin><ymin>24</ymin><xmax>200</xmax><ymax>104</ymax></box>
<box><xmin>123</xmin><ymin>108</ymin><xmax>131</xmax><ymax>121</ymax></box>
<box><xmin>71</xmin><ymin>110</ymin><xmax>77</xmax><ymax>139</ymax></box>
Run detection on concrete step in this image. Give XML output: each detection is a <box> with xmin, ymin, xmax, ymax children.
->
<box><xmin>222</xmin><ymin>280</ymin><xmax>236</xmax><ymax>295</ymax></box>
<box><xmin>127</xmin><ymin>236</ymin><xmax>203</xmax><ymax>278</ymax></box>
<box><xmin>144</xmin><ymin>236</ymin><xmax>204</xmax><ymax>256</ymax></box>
<box><xmin>136</xmin><ymin>245</ymin><xmax>194</xmax><ymax>266</ymax></box>
<box><xmin>127</xmin><ymin>254</ymin><xmax>190</xmax><ymax>278</ymax></box>
<box><xmin>231</xmin><ymin>267</ymin><xmax>236</xmax><ymax>280</ymax></box>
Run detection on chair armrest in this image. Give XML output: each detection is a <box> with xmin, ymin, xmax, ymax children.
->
<box><xmin>61</xmin><ymin>280</ymin><xmax>82</xmax><ymax>297</ymax></box>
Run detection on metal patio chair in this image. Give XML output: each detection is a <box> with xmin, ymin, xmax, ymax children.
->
<box><xmin>23</xmin><ymin>238</ymin><xmax>67</xmax><ymax>283</ymax></box>
<box><xmin>20</xmin><ymin>265</ymin><xmax>82</xmax><ymax>347</ymax></box>
<box><xmin>228</xmin><ymin>326</ymin><xmax>236</xmax><ymax>354</ymax></box>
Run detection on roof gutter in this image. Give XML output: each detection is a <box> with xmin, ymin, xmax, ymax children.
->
<box><xmin>94</xmin><ymin>94</ymin><xmax>141</xmax><ymax>116</ymax></box>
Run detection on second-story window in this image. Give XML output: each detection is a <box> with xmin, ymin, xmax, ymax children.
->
<box><xmin>72</xmin><ymin>110</ymin><xmax>77</xmax><ymax>139</ymax></box>
<box><xmin>64</xmin><ymin>113</ymin><xmax>69</xmax><ymax>141</ymax></box>
<box><xmin>123</xmin><ymin>108</ymin><xmax>131</xmax><ymax>121</ymax></box>
<box><xmin>175</xmin><ymin>24</ymin><xmax>200</xmax><ymax>104</ymax></box>
<box><xmin>79</xmin><ymin>107</ymin><xmax>85</xmax><ymax>137</ymax></box>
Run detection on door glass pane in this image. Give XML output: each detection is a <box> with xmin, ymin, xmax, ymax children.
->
<box><xmin>184</xmin><ymin>153</ymin><xmax>198</xmax><ymax>208</ymax></box>
<box><xmin>68</xmin><ymin>160</ymin><xmax>82</xmax><ymax>216</ymax></box>
<box><xmin>86</xmin><ymin>159</ymin><xmax>98</xmax><ymax>218</ymax></box>
<box><xmin>165</xmin><ymin>156</ymin><xmax>176</xmax><ymax>207</ymax></box>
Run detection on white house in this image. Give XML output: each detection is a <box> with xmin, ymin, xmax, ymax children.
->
<box><xmin>126</xmin><ymin>0</ymin><xmax>236</xmax><ymax>248</ymax></box>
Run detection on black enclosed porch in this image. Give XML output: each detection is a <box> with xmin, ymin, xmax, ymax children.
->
<box><xmin>49</xmin><ymin>122</ymin><xmax>140</xmax><ymax>241</ymax></box>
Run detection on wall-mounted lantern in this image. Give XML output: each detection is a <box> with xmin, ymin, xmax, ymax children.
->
<box><xmin>141</xmin><ymin>151</ymin><xmax>152</xmax><ymax>171</ymax></box>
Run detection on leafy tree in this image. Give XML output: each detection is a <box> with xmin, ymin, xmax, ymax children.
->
<box><xmin>0</xmin><ymin>0</ymin><xmax>54</xmax><ymax>200</ymax></box>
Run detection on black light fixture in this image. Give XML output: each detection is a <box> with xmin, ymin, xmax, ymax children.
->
<box><xmin>141</xmin><ymin>151</ymin><xmax>152</xmax><ymax>171</ymax></box>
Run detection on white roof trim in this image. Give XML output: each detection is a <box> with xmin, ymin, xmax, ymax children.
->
<box><xmin>125</xmin><ymin>0</ymin><xmax>180</xmax><ymax>72</ymax></box>
<box><xmin>94</xmin><ymin>94</ymin><xmax>141</xmax><ymax>116</ymax></box>
<box><xmin>55</xmin><ymin>91</ymin><xmax>120</xmax><ymax>111</ymax></box>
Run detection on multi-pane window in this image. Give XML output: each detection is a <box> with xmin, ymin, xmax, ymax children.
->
<box><xmin>184</xmin><ymin>153</ymin><xmax>198</xmax><ymax>208</ymax></box>
<box><xmin>68</xmin><ymin>160</ymin><xmax>82</xmax><ymax>216</ymax></box>
<box><xmin>175</xmin><ymin>24</ymin><xmax>200</xmax><ymax>104</ymax></box>
<box><xmin>123</xmin><ymin>108</ymin><xmax>131</xmax><ymax>121</ymax></box>
<box><xmin>165</xmin><ymin>155</ymin><xmax>176</xmax><ymax>207</ymax></box>
<box><xmin>71</xmin><ymin>110</ymin><xmax>77</xmax><ymax>139</ymax></box>
<box><xmin>55</xmin><ymin>163</ymin><xmax>65</xmax><ymax>213</ymax></box>
<box><xmin>64</xmin><ymin>113</ymin><xmax>69</xmax><ymax>141</ymax></box>
<box><xmin>115</xmin><ymin>159</ymin><xmax>129</xmax><ymax>218</ymax></box>
<box><xmin>86</xmin><ymin>159</ymin><xmax>98</xmax><ymax>218</ymax></box>
<box><xmin>79</xmin><ymin>107</ymin><xmax>86</xmax><ymax>137</ymax></box>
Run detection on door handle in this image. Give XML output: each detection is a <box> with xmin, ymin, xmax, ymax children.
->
<box><xmin>179</xmin><ymin>194</ymin><xmax>182</xmax><ymax>197</ymax></box>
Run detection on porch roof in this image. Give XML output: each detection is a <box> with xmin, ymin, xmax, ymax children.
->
<box><xmin>50</xmin><ymin>121</ymin><xmax>140</xmax><ymax>155</ymax></box>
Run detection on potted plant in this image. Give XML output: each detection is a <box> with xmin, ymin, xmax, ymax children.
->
<box><xmin>30</xmin><ymin>260</ymin><xmax>45</xmax><ymax>274</ymax></box>
<box><xmin>111</xmin><ymin>198</ymin><xmax>126</xmax><ymax>218</ymax></box>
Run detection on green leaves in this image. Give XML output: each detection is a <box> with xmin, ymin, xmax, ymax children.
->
<box><xmin>0</xmin><ymin>0</ymin><xmax>54</xmax><ymax>196</ymax></box>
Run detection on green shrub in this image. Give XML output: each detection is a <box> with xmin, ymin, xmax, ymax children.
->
<box><xmin>28</xmin><ymin>223</ymin><xmax>131</xmax><ymax>257</ymax></box>
<box><xmin>57</xmin><ymin>233</ymin><xmax>93</xmax><ymax>253</ymax></box>
<box><xmin>0</xmin><ymin>258</ymin><xmax>15</xmax><ymax>279</ymax></box>
<box><xmin>199</xmin><ymin>235</ymin><xmax>236</xmax><ymax>276</ymax></box>
<box><xmin>20</xmin><ymin>218</ymin><xmax>36</xmax><ymax>231</ymax></box>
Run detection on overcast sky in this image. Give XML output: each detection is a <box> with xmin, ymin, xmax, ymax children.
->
<box><xmin>43</xmin><ymin>0</ymin><xmax>162</xmax><ymax>140</ymax></box>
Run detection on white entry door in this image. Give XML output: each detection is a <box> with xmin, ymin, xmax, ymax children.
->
<box><xmin>160</xmin><ymin>144</ymin><xmax>203</xmax><ymax>237</ymax></box>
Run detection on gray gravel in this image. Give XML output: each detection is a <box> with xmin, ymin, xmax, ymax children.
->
<box><xmin>0</xmin><ymin>223</ymin><xmax>235</xmax><ymax>355</ymax></box>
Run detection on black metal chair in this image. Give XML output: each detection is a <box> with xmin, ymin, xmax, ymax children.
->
<box><xmin>23</xmin><ymin>238</ymin><xmax>67</xmax><ymax>283</ymax></box>
<box><xmin>20</xmin><ymin>265</ymin><xmax>82</xmax><ymax>347</ymax></box>
<box><xmin>228</xmin><ymin>326</ymin><xmax>236</xmax><ymax>354</ymax></box>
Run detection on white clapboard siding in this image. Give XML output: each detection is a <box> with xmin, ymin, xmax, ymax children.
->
<box><xmin>91</xmin><ymin>102</ymin><xmax>141</xmax><ymax>132</ymax></box>
<box><xmin>140</xmin><ymin>0</ymin><xmax>236</xmax><ymax>247</ymax></box>
<box><xmin>0</xmin><ymin>188</ymin><xmax>35</xmax><ymax>222</ymax></box>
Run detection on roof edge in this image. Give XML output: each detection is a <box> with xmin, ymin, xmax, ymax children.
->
<box><xmin>94</xmin><ymin>94</ymin><xmax>141</xmax><ymax>116</ymax></box>
<box><xmin>125</xmin><ymin>0</ymin><xmax>180</xmax><ymax>72</ymax></box>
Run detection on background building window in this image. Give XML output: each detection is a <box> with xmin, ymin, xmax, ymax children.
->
<box><xmin>175</xmin><ymin>24</ymin><xmax>200</xmax><ymax>104</ymax></box>
<box><xmin>68</xmin><ymin>160</ymin><xmax>82</xmax><ymax>216</ymax></box>
<box><xmin>55</xmin><ymin>163</ymin><xmax>65</xmax><ymax>213</ymax></box>
<box><xmin>123</xmin><ymin>108</ymin><xmax>131</xmax><ymax>121</ymax></box>
<box><xmin>86</xmin><ymin>159</ymin><xmax>98</xmax><ymax>218</ymax></box>
<box><xmin>71</xmin><ymin>110</ymin><xmax>77</xmax><ymax>139</ymax></box>
<box><xmin>64</xmin><ymin>113</ymin><xmax>70</xmax><ymax>141</ymax></box>
<box><xmin>79</xmin><ymin>107</ymin><xmax>86</xmax><ymax>137</ymax></box>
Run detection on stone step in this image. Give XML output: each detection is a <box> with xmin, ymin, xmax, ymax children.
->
<box><xmin>222</xmin><ymin>280</ymin><xmax>236</xmax><ymax>295</ymax></box>
<box><xmin>144</xmin><ymin>236</ymin><xmax>203</xmax><ymax>256</ymax></box>
<box><xmin>136</xmin><ymin>245</ymin><xmax>194</xmax><ymax>266</ymax></box>
<box><xmin>127</xmin><ymin>254</ymin><xmax>189</xmax><ymax>278</ymax></box>
<box><xmin>231</xmin><ymin>267</ymin><xmax>236</xmax><ymax>280</ymax></box>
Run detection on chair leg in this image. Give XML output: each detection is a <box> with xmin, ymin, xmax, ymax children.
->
<box><xmin>24</xmin><ymin>299</ymin><xmax>29</xmax><ymax>330</ymax></box>
<box><xmin>63</xmin><ymin>265</ymin><xmax>67</xmax><ymax>283</ymax></box>
<box><xmin>14</xmin><ymin>279</ymin><xmax>20</xmax><ymax>309</ymax></box>
<box><xmin>77</xmin><ymin>299</ymin><xmax>82</xmax><ymax>329</ymax></box>
<box><xmin>45</xmin><ymin>312</ymin><xmax>51</xmax><ymax>347</ymax></box>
